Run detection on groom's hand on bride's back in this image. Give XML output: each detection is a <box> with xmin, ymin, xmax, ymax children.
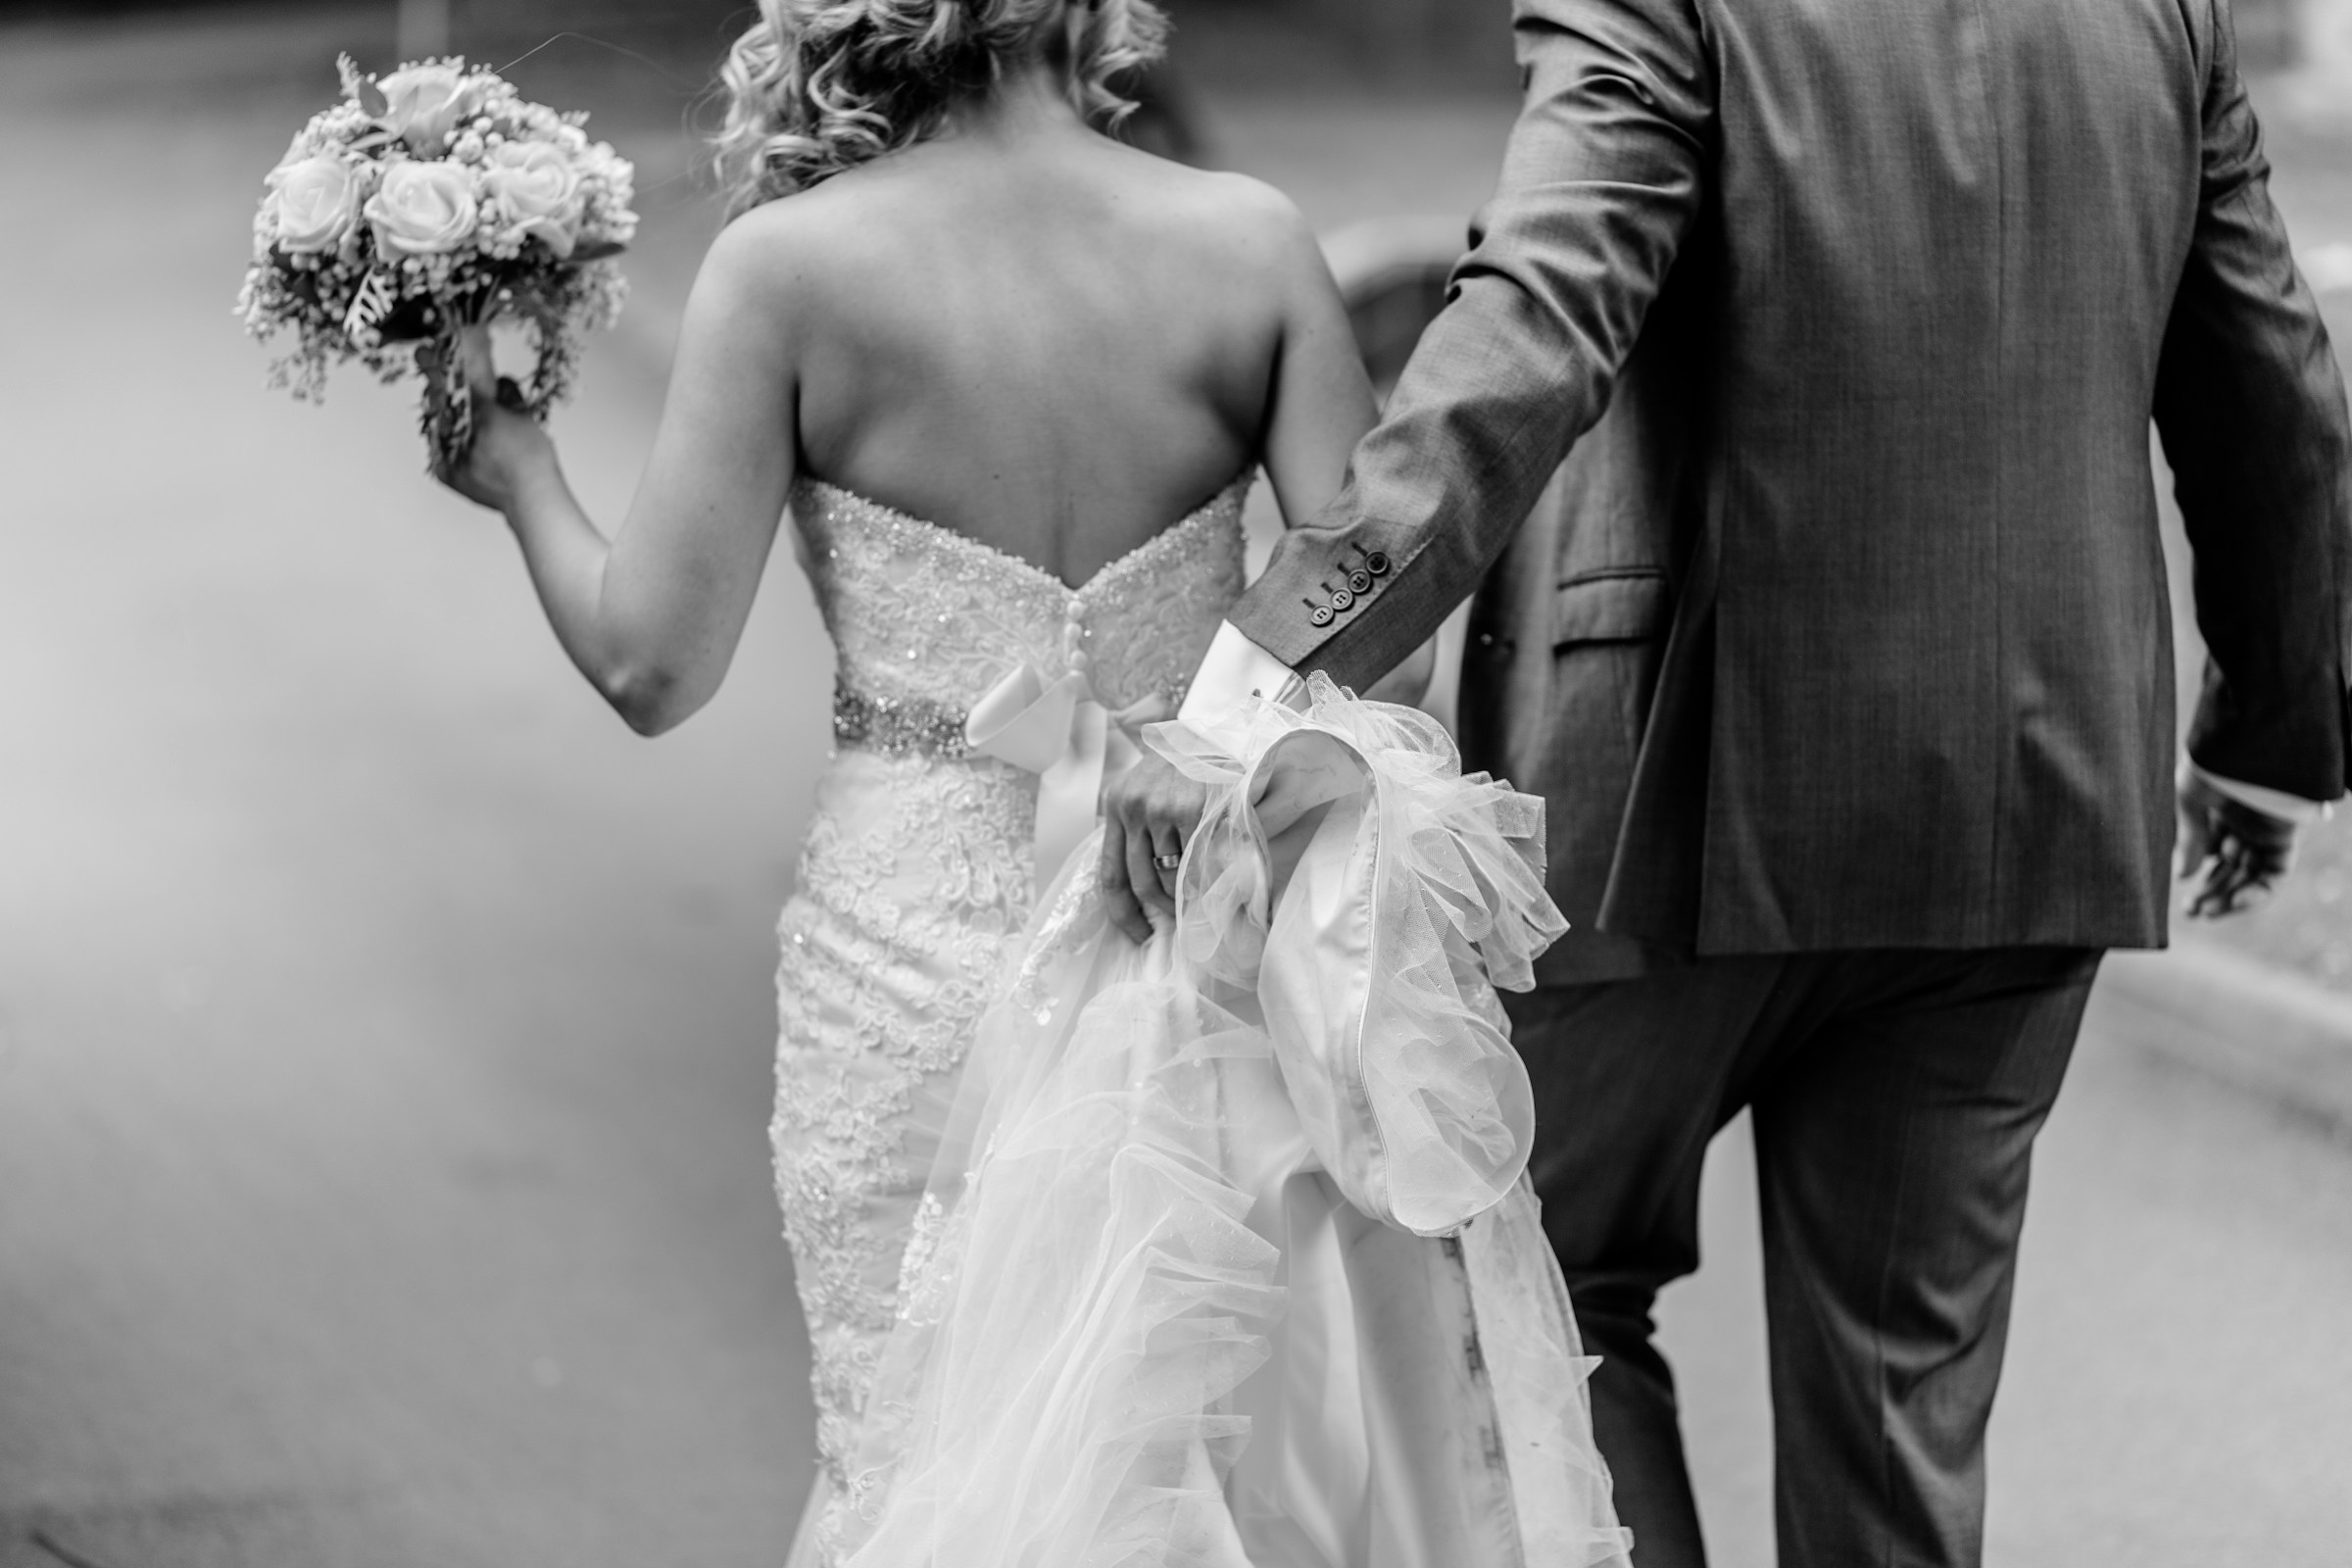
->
<box><xmin>1100</xmin><ymin>754</ymin><xmax>1211</xmax><ymax>945</ymax></box>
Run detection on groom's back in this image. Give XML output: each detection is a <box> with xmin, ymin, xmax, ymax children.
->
<box><xmin>1709</xmin><ymin>0</ymin><xmax>2202</xmax><ymax>497</ymax></box>
<box><xmin>1432</xmin><ymin>0</ymin><xmax>2352</xmax><ymax>970</ymax></box>
<box><xmin>1682</xmin><ymin>0</ymin><xmax>2219</xmax><ymax>948</ymax></box>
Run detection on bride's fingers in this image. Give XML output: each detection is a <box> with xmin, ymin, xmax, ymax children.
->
<box><xmin>1148</xmin><ymin>824</ymin><xmax>1184</xmax><ymax>907</ymax></box>
<box><xmin>1099</xmin><ymin>815</ymin><xmax>1152</xmax><ymax>945</ymax></box>
<box><xmin>1127</xmin><ymin>818</ymin><xmax>1173</xmax><ymax>922</ymax></box>
<box><xmin>456</xmin><ymin>322</ymin><xmax>498</xmax><ymax>401</ymax></box>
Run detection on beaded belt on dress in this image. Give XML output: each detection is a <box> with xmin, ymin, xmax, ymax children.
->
<box><xmin>832</xmin><ymin>682</ymin><xmax>973</xmax><ymax>759</ymax></box>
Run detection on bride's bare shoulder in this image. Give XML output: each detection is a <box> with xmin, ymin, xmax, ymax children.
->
<box><xmin>1084</xmin><ymin>149</ymin><xmax>1335</xmax><ymax>321</ymax></box>
<box><xmin>697</xmin><ymin>177</ymin><xmax>885</xmax><ymax>287</ymax></box>
<box><xmin>689</xmin><ymin>141</ymin><xmax>1327</xmax><ymax>326</ymax></box>
<box><xmin>673</xmin><ymin>176</ymin><xmax>916</xmax><ymax>349</ymax></box>
<box><xmin>1099</xmin><ymin>144</ymin><xmax>1315</xmax><ymax>250</ymax></box>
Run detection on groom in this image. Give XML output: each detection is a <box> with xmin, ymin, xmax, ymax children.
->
<box><xmin>1104</xmin><ymin>0</ymin><xmax>2352</xmax><ymax>1561</ymax></box>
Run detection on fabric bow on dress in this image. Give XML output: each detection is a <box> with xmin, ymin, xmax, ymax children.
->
<box><xmin>965</xmin><ymin>662</ymin><xmax>1173</xmax><ymax>899</ymax></box>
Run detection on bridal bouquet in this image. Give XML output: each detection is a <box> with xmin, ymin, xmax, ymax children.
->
<box><xmin>236</xmin><ymin>56</ymin><xmax>638</xmax><ymax>469</ymax></box>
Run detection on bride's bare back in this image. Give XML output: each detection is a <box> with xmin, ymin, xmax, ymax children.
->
<box><xmin>767</xmin><ymin>116</ymin><xmax>1357</xmax><ymax>584</ymax></box>
<box><xmin>709</xmin><ymin>68</ymin><xmax>1374</xmax><ymax>585</ymax></box>
<box><xmin>442</xmin><ymin>24</ymin><xmax>1373</xmax><ymax>733</ymax></box>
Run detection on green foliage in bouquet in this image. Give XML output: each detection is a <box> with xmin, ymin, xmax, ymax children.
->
<box><xmin>236</xmin><ymin>55</ymin><xmax>639</xmax><ymax>469</ymax></box>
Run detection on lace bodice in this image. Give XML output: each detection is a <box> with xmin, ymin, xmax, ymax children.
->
<box><xmin>793</xmin><ymin>474</ymin><xmax>1251</xmax><ymax>716</ymax></box>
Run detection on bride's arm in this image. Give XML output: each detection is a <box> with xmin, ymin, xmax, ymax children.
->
<box><xmin>1252</xmin><ymin>208</ymin><xmax>1435</xmax><ymax>706</ymax></box>
<box><xmin>440</xmin><ymin>216</ymin><xmax>799</xmax><ymax>736</ymax></box>
<box><xmin>1257</xmin><ymin>207</ymin><xmax>1379</xmax><ymax>551</ymax></box>
<box><xmin>1103</xmin><ymin>198</ymin><xmax>1426</xmax><ymax>946</ymax></box>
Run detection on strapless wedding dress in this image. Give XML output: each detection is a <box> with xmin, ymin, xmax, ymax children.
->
<box><xmin>774</xmin><ymin>476</ymin><xmax>1626</xmax><ymax>1568</ymax></box>
<box><xmin>774</xmin><ymin>474</ymin><xmax>1252</xmax><ymax>1565</ymax></box>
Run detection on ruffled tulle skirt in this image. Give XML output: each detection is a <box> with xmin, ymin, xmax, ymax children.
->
<box><xmin>801</xmin><ymin>681</ymin><xmax>1631</xmax><ymax>1568</ymax></box>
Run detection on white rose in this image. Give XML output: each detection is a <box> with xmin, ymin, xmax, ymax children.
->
<box><xmin>365</xmin><ymin>159</ymin><xmax>480</xmax><ymax>257</ymax></box>
<box><xmin>267</xmin><ymin>154</ymin><xmax>365</xmax><ymax>254</ymax></box>
<box><xmin>481</xmin><ymin>141</ymin><xmax>585</xmax><ymax>259</ymax></box>
<box><xmin>377</xmin><ymin>63</ymin><xmax>481</xmax><ymax>152</ymax></box>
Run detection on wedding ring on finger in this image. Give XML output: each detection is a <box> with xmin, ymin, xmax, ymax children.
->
<box><xmin>1152</xmin><ymin>854</ymin><xmax>1183</xmax><ymax>872</ymax></box>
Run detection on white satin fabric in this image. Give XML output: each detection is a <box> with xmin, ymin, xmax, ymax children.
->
<box><xmin>965</xmin><ymin>662</ymin><xmax>1172</xmax><ymax>902</ymax></box>
<box><xmin>826</xmin><ymin>679</ymin><xmax>1631</xmax><ymax>1568</ymax></box>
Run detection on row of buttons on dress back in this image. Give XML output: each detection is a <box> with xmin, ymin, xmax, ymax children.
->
<box><xmin>1305</xmin><ymin>544</ymin><xmax>1394</xmax><ymax>627</ymax></box>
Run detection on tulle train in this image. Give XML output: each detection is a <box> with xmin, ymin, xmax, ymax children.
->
<box><xmin>821</xmin><ymin>679</ymin><xmax>1632</xmax><ymax>1568</ymax></box>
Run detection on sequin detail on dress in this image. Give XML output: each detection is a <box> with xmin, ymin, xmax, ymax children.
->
<box><xmin>831</xmin><ymin>687</ymin><xmax>972</xmax><ymax>759</ymax></box>
<box><xmin>773</xmin><ymin>473</ymin><xmax>1250</xmax><ymax>1566</ymax></box>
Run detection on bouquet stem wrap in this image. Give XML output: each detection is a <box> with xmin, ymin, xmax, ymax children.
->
<box><xmin>414</xmin><ymin>316</ymin><xmax>478</xmax><ymax>475</ymax></box>
<box><xmin>808</xmin><ymin>678</ymin><xmax>1628</xmax><ymax>1568</ymax></box>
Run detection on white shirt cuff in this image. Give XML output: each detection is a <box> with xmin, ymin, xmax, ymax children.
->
<box><xmin>2187</xmin><ymin>762</ymin><xmax>2332</xmax><ymax>824</ymax></box>
<box><xmin>1178</xmin><ymin>621</ymin><xmax>1300</xmax><ymax>725</ymax></box>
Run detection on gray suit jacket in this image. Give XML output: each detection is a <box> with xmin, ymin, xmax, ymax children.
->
<box><xmin>1230</xmin><ymin>0</ymin><xmax>2352</xmax><ymax>981</ymax></box>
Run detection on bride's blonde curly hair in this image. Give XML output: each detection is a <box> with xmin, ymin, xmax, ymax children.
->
<box><xmin>713</xmin><ymin>0</ymin><xmax>1170</xmax><ymax>216</ymax></box>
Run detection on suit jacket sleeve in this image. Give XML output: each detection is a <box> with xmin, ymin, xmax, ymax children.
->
<box><xmin>2156</xmin><ymin>0</ymin><xmax>2352</xmax><ymax>801</ymax></box>
<box><xmin>1224</xmin><ymin>0</ymin><xmax>1712</xmax><ymax>691</ymax></box>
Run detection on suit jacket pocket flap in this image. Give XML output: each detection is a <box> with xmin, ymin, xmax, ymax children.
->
<box><xmin>1553</xmin><ymin>572</ymin><xmax>1669</xmax><ymax>646</ymax></box>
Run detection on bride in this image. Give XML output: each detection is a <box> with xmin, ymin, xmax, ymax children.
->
<box><xmin>437</xmin><ymin>1</ymin><xmax>1623</xmax><ymax>1563</ymax></box>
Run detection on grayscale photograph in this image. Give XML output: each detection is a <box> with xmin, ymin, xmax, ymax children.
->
<box><xmin>3</xmin><ymin>0</ymin><xmax>2350</xmax><ymax>1563</ymax></box>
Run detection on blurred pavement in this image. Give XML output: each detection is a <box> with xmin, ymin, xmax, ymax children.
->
<box><xmin>2</xmin><ymin>9</ymin><xmax>2350</xmax><ymax>1567</ymax></box>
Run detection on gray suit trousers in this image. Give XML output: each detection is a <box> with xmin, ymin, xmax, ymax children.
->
<box><xmin>1504</xmin><ymin>948</ymin><xmax>2101</xmax><ymax>1568</ymax></box>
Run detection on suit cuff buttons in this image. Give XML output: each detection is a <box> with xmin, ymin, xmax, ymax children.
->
<box><xmin>1303</xmin><ymin>544</ymin><xmax>1393</xmax><ymax>628</ymax></box>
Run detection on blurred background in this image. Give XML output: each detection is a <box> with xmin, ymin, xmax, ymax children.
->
<box><xmin>2</xmin><ymin>2</ymin><xmax>2350</xmax><ymax>1565</ymax></box>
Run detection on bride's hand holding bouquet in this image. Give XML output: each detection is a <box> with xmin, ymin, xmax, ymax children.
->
<box><xmin>434</xmin><ymin>326</ymin><xmax>558</xmax><ymax>511</ymax></box>
<box><xmin>237</xmin><ymin>55</ymin><xmax>638</xmax><ymax>470</ymax></box>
